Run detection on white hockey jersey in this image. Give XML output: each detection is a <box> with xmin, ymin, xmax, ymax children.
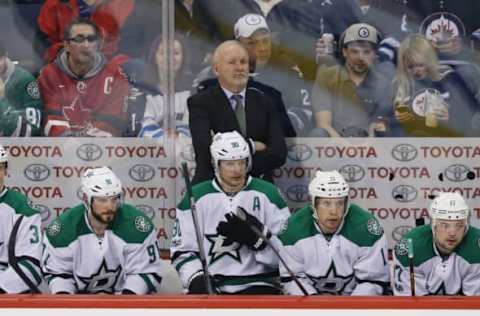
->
<box><xmin>171</xmin><ymin>176</ymin><xmax>290</xmax><ymax>293</ymax></box>
<box><xmin>42</xmin><ymin>203</ymin><xmax>163</xmax><ymax>294</ymax></box>
<box><xmin>393</xmin><ymin>224</ymin><xmax>480</xmax><ymax>296</ymax></box>
<box><xmin>0</xmin><ymin>194</ymin><xmax>42</xmax><ymax>293</ymax></box>
<box><xmin>279</xmin><ymin>204</ymin><xmax>390</xmax><ymax>295</ymax></box>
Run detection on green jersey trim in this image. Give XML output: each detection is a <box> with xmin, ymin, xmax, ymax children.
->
<box><xmin>244</xmin><ymin>178</ymin><xmax>288</xmax><ymax>209</ymax></box>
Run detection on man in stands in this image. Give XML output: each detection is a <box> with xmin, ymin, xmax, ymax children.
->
<box><xmin>38</xmin><ymin>18</ymin><xmax>129</xmax><ymax>137</ymax></box>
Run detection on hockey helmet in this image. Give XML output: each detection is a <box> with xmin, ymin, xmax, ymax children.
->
<box><xmin>429</xmin><ymin>192</ymin><xmax>469</xmax><ymax>221</ymax></box>
<box><xmin>81</xmin><ymin>167</ymin><xmax>123</xmax><ymax>208</ymax></box>
<box><xmin>309</xmin><ymin>170</ymin><xmax>350</xmax><ymax>206</ymax></box>
<box><xmin>210</xmin><ymin>131</ymin><xmax>251</xmax><ymax>174</ymax></box>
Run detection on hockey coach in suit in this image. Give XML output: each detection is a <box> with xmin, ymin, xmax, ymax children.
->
<box><xmin>188</xmin><ymin>40</ymin><xmax>287</xmax><ymax>184</ymax></box>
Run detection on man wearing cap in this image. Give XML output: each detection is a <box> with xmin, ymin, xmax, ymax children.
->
<box><xmin>188</xmin><ymin>40</ymin><xmax>287</xmax><ymax>185</ymax></box>
<box><xmin>0</xmin><ymin>41</ymin><xmax>43</xmax><ymax>137</ymax></box>
<box><xmin>393</xmin><ymin>192</ymin><xmax>480</xmax><ymax>296</ymax></box>
<box><xmin>311</xmin><ymin>23</ymin><xmax>393</xmax><ymax>137</ymax></box>
<box><xmin>234</xmin><ymin>13</ymin><xmax>314</xmax><ymax>137</ymax></box>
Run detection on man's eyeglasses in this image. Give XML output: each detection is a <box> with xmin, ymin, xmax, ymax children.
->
<box><xmin>67</xmin><ymin>35</ymin><xmax>99</xmax><ymax>44</ymax></box>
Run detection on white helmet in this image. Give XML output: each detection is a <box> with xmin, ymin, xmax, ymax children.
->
<box><xmin>0</xmin><ymin>144</ymin><xmax>8</xmax><ymax>164</ymax></box>
<box><xmin>429</xmin><ymin>192</ymin><xmax>469</xmax><ymax>221</ymax></box>
<box><xmin>210</xmin><ymin>131</ymin><xmax>251</xmax><ymax>174</ymax></box>
<box><xmin>309</xmin><ymin>170</ymin><xmax>350</xmax><ymax>207</ymax></box>
<box><xmin>81</xmin><ymin>167</ymin><xmax>123</xmax><ymax>209</ymax></box>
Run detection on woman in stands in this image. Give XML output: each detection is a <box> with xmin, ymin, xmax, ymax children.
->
<box><xmin>138</xmin><ymin>33</ymin><xmax>193</xmax><ymax>142</ymax></box>
<box><xmin>393</xmin><ymin>34</ymin><xmax>480</xmax><ymax>137</ymax></box>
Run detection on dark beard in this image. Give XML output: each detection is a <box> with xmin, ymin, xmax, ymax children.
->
<box><xmin>91</xmin><ymin>209</ymin><xmax>114</xmax><ymax>225</ymax></box>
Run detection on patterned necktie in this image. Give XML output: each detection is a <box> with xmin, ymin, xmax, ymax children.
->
<box><xmin>232</xmin><ymin>94</ymin><xmax>246</xmax><ymax>136</ymax></box>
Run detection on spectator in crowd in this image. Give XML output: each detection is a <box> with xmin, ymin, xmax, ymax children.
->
<box><xmin>0</xmin><ymin>144</ymin><xmax>42</xmax><ymax>294</ymax></box>
<box><xmin>393</xmin><ymin>34</ymin><xmax>480</xmax><ymax>137</ymax></box>
<box><xmin>311</xmin><ymin>23</ymin><xmax>393</xmax><ymax>137</ymax></box>
<box><xmin>0</xmin><ymin>43</ymin><xmax>43</xmax><ymax>136</ymax></box>
<box><xmin>38</xmin><ymin>19</ymin><xmax>129</xmax><ymax>137</ymax></box>
<box><xmin>195</xmin><ymin>14</ymin><xmax>298</xmax><ymax>137</ymax></box>
<box><xmin>404</xmin><ymin>0</ymin><xmax>480</xmax><ymax>64</ymax></box>
<box><xmin>188</xmin><ymin>40</ymin><xmax>287</xmax><ymax>184</ymax></box>
<box><xmin>42</xmin><ymin>167</ymin><xmax>163</xmax><ymax>294</ymax></box>
<box><xmin>279</xmin><ymin>170</ymin><xmax>390</xmax><ymax>295</ymax></box>
<box><xmin>37</xmin><ymin>0</ymin><xmax>134</xmax><ymax>63</ymax></box>
<box><xmin>138</xmin><ymin>33</ymin><xmax>193</xmax><ymax>141</ymax></box>
<box><xmin>171</xmin><ymin>131</ymin><xmax>290</xmax><ymax>294</ymax></box>
<box><xmin>393</xmin><ymin>192</ymin><xmax>480</xmax><ymax>295</ymax></box>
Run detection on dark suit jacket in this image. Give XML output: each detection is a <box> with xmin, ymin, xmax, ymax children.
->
<box><xmin>197</xmin><ymin>77</ymin><xmax>297</xmax><ymax>137</ymax></box>
<box><xmin>188</xmin><ymin>85</ymin><xmax>287</xmax><ymax>184</ymax></box>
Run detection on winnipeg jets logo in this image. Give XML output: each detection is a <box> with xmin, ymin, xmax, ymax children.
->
<box><xmin>205</xmin><ymin>234</ymin><xmax>242</xmax><ymax>264</ymax></box>
<box><xmin>308</xmin><ymin>262</ymin><xmax>354</xmax><ymax>295</ymax></box>
<box><xmin>63</xmin><ymin>95</ymin><xmax>91</xmax><ymax>128</ymax></box>
<box><xmin>78</xmin><ymin>259</ymin><xmax>122</xmax><ymax>294</ymax></box>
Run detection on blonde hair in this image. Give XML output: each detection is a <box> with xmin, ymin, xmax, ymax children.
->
<box><xmin>394</xmin><ymin>34</ymin><xmax>446</xmax><ymax>105</ymax></box>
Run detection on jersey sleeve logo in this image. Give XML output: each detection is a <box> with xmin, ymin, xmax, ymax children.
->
<box><xmin>26</xmin><ymin>81</ymin><xmax>40</xmax><ymax>99</ymax></box>
<box><xmin>134</xmin><ymin>216</ymin><xmax>152</xmax><ymax>233</ymax></box>
<box><xmin>367</xmin><ymin>218</ymin><xmax>383</xmax><ymax>236</ymax></box>
<box><xmin>47</xmin><ymin>219</ymin><xmax>62</xmax><ymax>237</ymax></box>
<box><xmin>395</xmin><ymin>239</ymin><xmax>409</xmax><ymax>257</ymax></box>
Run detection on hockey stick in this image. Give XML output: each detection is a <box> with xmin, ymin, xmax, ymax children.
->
<box><xmin>235</xmin><ymin>206</ymin><xmax>309</xmax><ymax>296</ymax></box>
<box><xmin>180</xmin><ymin>162</ymin><xmax>214</xmax><ymax>294</ymax></box>
<box><xmin>8</xmin><ymin>215</ymin><xmax>41</xmax><ymax>294</ymax></box>
<box><xmin>407</xmin><ymin>238</ymin><xmax>415</xmax><ymax>296</ymax></box>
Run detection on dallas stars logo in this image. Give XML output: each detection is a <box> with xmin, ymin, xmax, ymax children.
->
<box><xmin>308</xmin><ymin>262</ymin><xmax>354</xmax><ymax>295</ymax></box>
<box><xmin>205</xmin><ymin>233</ymin><xmax>242</xmax><ymax>264</ymax></box>
<box><xmin>77</xmin><ymin>259</ymin><xmax>122</xmax><ymax>293</ymax></box>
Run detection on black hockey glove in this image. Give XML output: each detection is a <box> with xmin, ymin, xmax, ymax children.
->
<box><xmin>188</xmin><ymin>273</ymin><xmax>213</xmax><ymax>294</ymax></box>
<box><xmin>217</xmin><ymin>207</ymin><xmax>270</xmax><ymax>251</ymax></box>
<box><xmin>0</xmin><ymin>287</ymin><xmax>5</xmax><ymax>294</ymax></box>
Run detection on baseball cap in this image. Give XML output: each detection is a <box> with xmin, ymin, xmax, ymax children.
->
<box><xmin>342</xmin><ymin>23</ymin><xmax>379</xmax><ymax>46</ymax></box>
<box><xmin>234</xmin><ymin>14</ymin><xmax>270</xmax><ymax>38</ymax></box>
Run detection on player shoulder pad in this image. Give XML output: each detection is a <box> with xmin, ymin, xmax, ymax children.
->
<box><xmin>340</xmin><ymin>204</ymin><xmax>384</xmax><ymax>247</ymax></box>
<box><xmin>46</xmin><ymin>205</ymin><xmax>90</xmax><ymax>248</ymax></box>
<box><xmin>457</xmin><ymin>226</ymin><xmax>480</xmax><ymax>264</ymax></box>
<box><xmin>4</xmin><ymin>189</ymin><xmax>39</xmax><ymax>217</ymax></box>
<box><xmin>244</xmin><ymin>178</ymin><xmax>287</xmax><ymax>210</ymax></box>
<box><xmin>394</xmin><ymin>225</ymin><xmax>434</xmax><ymax>268</ymax></box>
<box><xmin>111</xmin><ymin>203</ymin><xmax>155</xmax><ymax>243</ymax></box>
<box><xmin>279</xmin><ymin>205</ymin><xmax>316</xmax><ymax>246</ymax></box>
<box><xmin>177</xmin><ymin>180</ymin><xmax>219</xmax><ymax>211</ymax></box>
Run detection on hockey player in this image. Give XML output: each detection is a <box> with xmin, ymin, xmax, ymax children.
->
<box><xmin>42</xmin><ymin>167</ymin><xmax>162</xmax><ymax>294</ymax></box>
<box><xmin>393</xmin><ymin>192</ymin><xmax>480</xmax><ymax>296</ymax></box>
<box><xmin>279</xmin><ymin>170</ymin><xmax>390</xmax><ymax>295</ymax></box>
<box><xmin>0</xmin><ymin>144</ymin><xmax>42</xmax><ymax>293</ymax></box>
<box><xmin>171</xmin><ymin>131</ymin><xmax>290</xmax><ymax>294</ymax></box>
<box><xmin>0</xmin><ymin>43</ymin><xmax>43</xmax><ymax>136</ymax></box>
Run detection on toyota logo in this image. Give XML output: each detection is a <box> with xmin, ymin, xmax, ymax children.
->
<box><xmin>76</xmin><ymin>143</ymin><xmax>103</xmax><ymax>161</ymax></box>
<box><xmin>392</xmin><ymin>225</ymin><xmax>413</xmax><ymax>242</ymax></box>
<box><xmin>339</xmin><ymin>164</ymin><xmax>365</xmax><ymax>182</ymax></box>
<box><xmin>392</xmin><ymin>185</ymin><xmax>418</xmax><ymax>202</ymax></box>
<box><xmin>180</xmin><ymin>144</ymin><xmax>195</xmax><ymax>162</ymax></box>
<box><xmin>34</xmin><ymin>204</ymin><xmax>51</xmax><ymax>222</ymax></box>
<box><xmin>24</xmin><ymin>164</ymin><xmax>50</xmax><ymax>181</ymax></box>
<box><xmin>287</xmin><ymin>144</ymin><xmax>312</xmax><ymax>162</ymax></box>
<box><xmin>129</xmin><ymin>164</ymin><xmax>155</xmax><ymax>182</ymax></box>
<box><xmin>286</xmin><ymin>184</ymin><xmax>309</xmax><ymax>203</ymax></box>
<box><xmin>391</xmin><ymin>144</ymin><xmax>417</xmax><ymax>162</ymax></box>
<box><xmin>444</xmin><ymin>164</ymin><xmax>470</xmax><ymax>182</ymax></box>
<box><xmin>136</xmin><ymin>204</ymin><xmax>156</xmax><ymax>220</ymax></box>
